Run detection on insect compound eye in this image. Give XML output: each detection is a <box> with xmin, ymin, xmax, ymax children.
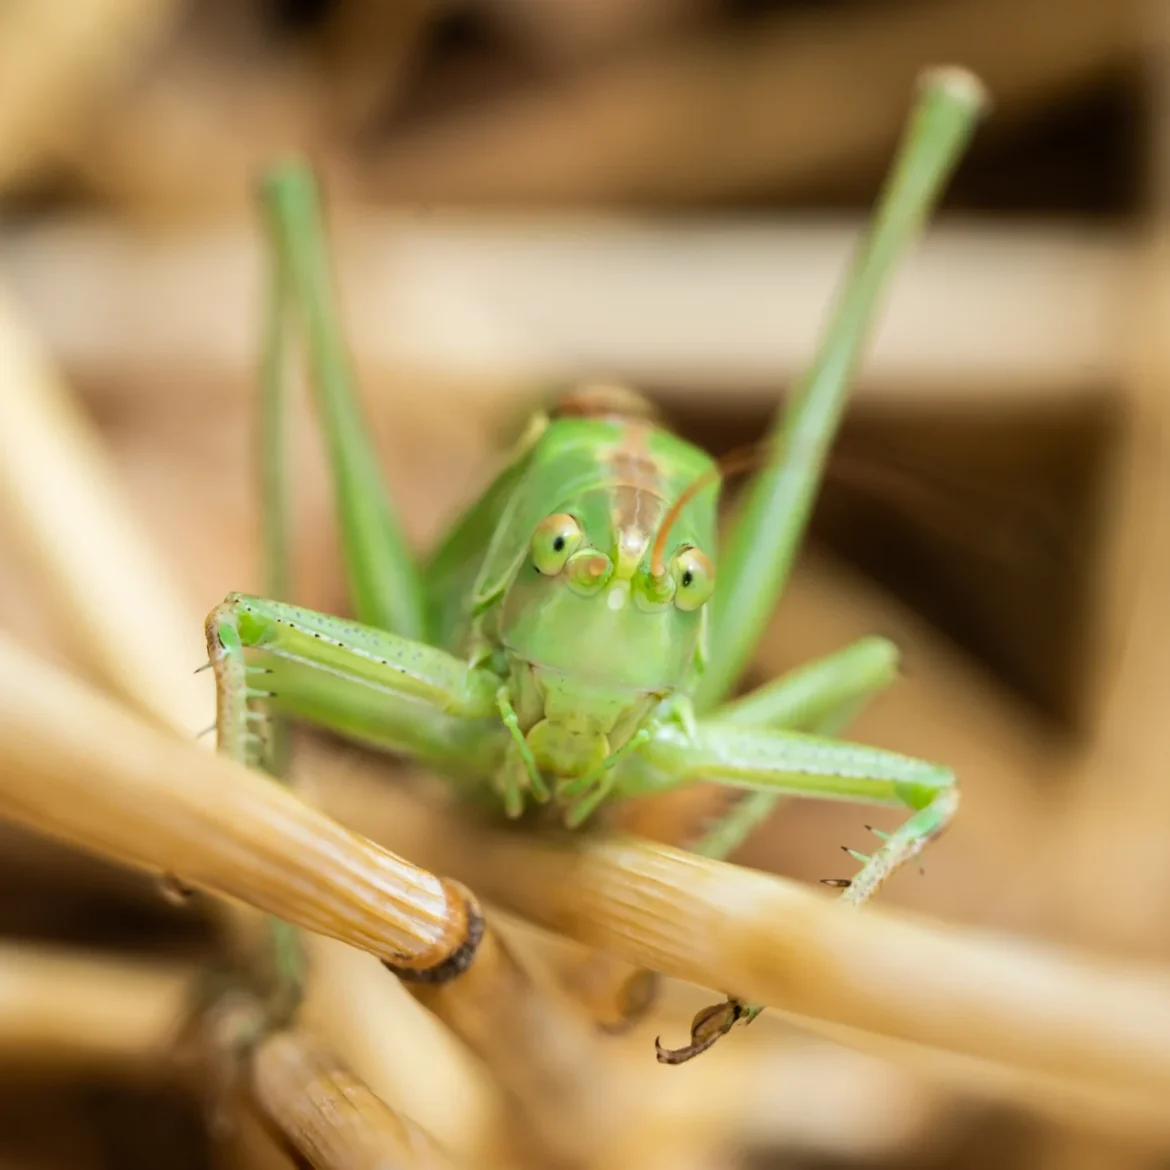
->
<box><xmin>532</xmin><ymin>513</ymin><xmax>584</xmax><ymax>575</ymax></box>
<box><xmin>671</xmin><ymin>547</ymin><xmax>715</xmax><ymax>611</ymax></box>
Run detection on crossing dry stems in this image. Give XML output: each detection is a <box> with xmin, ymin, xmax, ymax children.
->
<box><xmin>3</xmin><ymin>53</ymin><xmax>1170</xmax><ymax>1170</ymax></box>
<box><xmin>0</xmin><ymin>276</ymin><xmax>503</xmax><ymax>1166</ymax></box>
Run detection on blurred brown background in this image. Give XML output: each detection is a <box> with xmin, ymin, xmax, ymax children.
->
<box><xmin>2</xmin><ymin>0</ymin><xmax>1170</xmax><ymax>1168</ymax></box>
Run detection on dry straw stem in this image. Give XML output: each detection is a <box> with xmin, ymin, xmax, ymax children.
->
<box><xmin>541</xmin><ymin>946</ymin><xmax>659</xmax><ymax>1033</ymax></box>
<box><xmin>366</xmin><ymin>0</ymin><xmax>1140</xmax><ymax>205</ymax></box>
<box><xmin>0</xmin><ymin>277</ymin><xmax>210</xmax><ymax>738</ymax></box>
<box><xmin>0</xmin><ymin>943</ymin><xmax>464</xmax><ymax>1169</ymax></box>
<box><xmin>0</xmin><ymin>0</ymin><xmax>177</xmax><ymax>190</ymax></box>
<box><xmin>357</xmin><ymin>805</ymin><xmax>1170</xmax><ymax>1103</ymax></box>
<box><xmin>250</xmin><ymin>1028</ymin><xmax>455</xmax><ymax>1170</ymax></box>
<box><xmin>0</xmin><ymin>943</ymin><xmax>196</xmax><ymax>1077</ymax></box>
<box><xmin>1037</xmin><ymin>239</ymin><xmax>1170</xmax><ymax>955</ymax></box>
<box><xmin>0</xmin><ymin>631</ymin><xmax>477</xmax><ymax>976</ymax></box>
<box><xmin>0</xmin><ymin>217</ymin><xmax>1132</xmax><ymax>404</ymax></box>
<box><xmin>299</xmin><ymin>937</ymin><xmax>506</xmax><ymax>1167</ymax></box>
<box><xmin>408</xmin><ymin>925</ymin><xmax>620</xmax><ymax>1165</ymax></box>
<box><xmin>609</xmin><ymin>1028</ymin><xmax>947</xmax><ymax>1166</ymax></box>
<box><xmin>314</xmin><ymin>765</ymin><xmax>1170</xmax><ymax>1146</ymax></box>
<box><xmin>778</xmin><ymin>1013</ymin><xmax>1170</xmax><ymax>1145</ymax></box>
<box><xmin>318</xmin><ymin>0</ymin><xmax>432</xmax><ymax>136</ymax></box>
<box><xmin>0</xmin><ymin>268</ymin><xmax>505</xmax><ymax>1156</ymax></box>
<box><xmin>0</xmin><ymin>632</ymin><xmax>610</xmax><ymax>1163</ymax></box>
<box><xmin>0</xmin><ymin>269</ymin><xmax>500</xmax><ymax>1143</ymax></box>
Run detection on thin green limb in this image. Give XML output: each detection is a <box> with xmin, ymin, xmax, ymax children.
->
<box><xmin>624</xmin><ymin>712</ymin><xmax>958</xmax><ymax>891</ymax></box>
<box><xmin>258</xmin><ymin>194</ymin><xmax>294</xmax><ymax>780</ymax></box>
<box><xmin>206</xmin><ymin>593</ymin><xmax>504</xmax><ymax>782</ymax></box>
<box><xmin>683</xmin><ymin>641</ymin><xmax>902</xmax><ymax>1053</ymax></box>
<box><xmin>204</xmin><ymin>591</ymin><xmax>501</xmax><ymax>1026</ymax></box>
<box><xmin>631</xmin><ymin>720</ymin><xmax>951</xmax><ymax>810</ymax></box>
<box><xmin>260</xmin><ymin>163</ymin><xmax>427</xmax><ymax>640</ymax></box>
<box><xmin>694</xmin><ymin>637</ymin><xmax>900</xmax><ymax>859</ymax></box>
<box><xmin>497</xmin><ymin>686</ymin><xmax>548</xmax><ymax>815</ymax></box>
<box><xmin>696</xmin><ymin>68</ymin><xmax>989</xmax><ymax>711</ymax></box>
<box><xmin>713</xmin><ymin>636</ymin><xmax>899</xmax><ymax>731</ymax></box>
<box><xmin>647</xmin><ymin>712</ymin><xmax>958</xmax><ymax>1066</ymax></box>
<box><xmin>254</xmin><ymin>226</ymin><xmax>310</xmax><ymax>1011</ymax></box>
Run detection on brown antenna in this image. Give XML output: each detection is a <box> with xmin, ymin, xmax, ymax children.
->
<box><xmin>648</xmin><ymin>443</ymin><xmax>770</xmax><ymax>578</ymax></box>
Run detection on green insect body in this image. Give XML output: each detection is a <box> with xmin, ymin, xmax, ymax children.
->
<box><xmin>203</xmin><ymin>68</ymin><xmax>988</xmax><ymax>1060</ymax></box>
<box><xmin>470</xmin><ymin>403</ymin><xmax>715</xmax><ymax>813</ymax></box>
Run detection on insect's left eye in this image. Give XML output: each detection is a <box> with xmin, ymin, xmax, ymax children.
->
<box><xmin>532</xmin><ymin>513</ymin><xmax>584</xmax><ymax>575</ymax></box>
<box><xmin>671</xmin><ymin>547</ymin><xmax>715</xmax><ymax>611</ymax></box>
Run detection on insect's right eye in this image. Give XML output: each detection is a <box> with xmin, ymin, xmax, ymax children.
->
<box><xmin>532</xmin><ymin>513</ymin><xmax>584</xmax><ymax>575</ymax></box>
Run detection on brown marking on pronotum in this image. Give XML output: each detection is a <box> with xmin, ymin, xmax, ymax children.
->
<box><xmin>606</xmin><ymin>419</ymin><xmax>665</xmax><ymax>572</ymax></box>
<box><xmin>381</xmin><ymin>879</ymin><xmax>486</xmax><ymax>984</ymax></box>
<box><xmin>648</xmin><ymin>442</ymin><xmax>771</xmax><ymax>578</ymax></box>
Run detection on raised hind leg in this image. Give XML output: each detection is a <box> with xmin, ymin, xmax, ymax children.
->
<box><xmin>695</xmin><ymin>70</ymin><xmax>988</xmax><ymax>712</ymax></box>
<box><xmin>260</xmin><ymin>163</ymin><xmax>427</xmax><ymax>640</ymax></box>
<box><xmin>634</xmin><ymin>67</ymin><xmax>984</xmax><ymax>1064</ymax></box>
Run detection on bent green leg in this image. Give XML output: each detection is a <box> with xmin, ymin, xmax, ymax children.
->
<box><xmin>697</xmin><ymin>71</ymin><xmax>988</xmax><ymax>711</ymax></box>
<box><xmin>628</xmin><ymin>707</ymin><xmax>956</xmax><ymax>1063</ymax></box>
<box><xmin>618</xmin><ymin>716</ymin><xmax>957</xmax><ymax>911</ymax></box>
<box><xmin>695</xmin><ymin>636</ymin><xmax>900</xmax><ymax>860</ymax></box>
<box><xmin>206</xmin><ymin>594</ymin><xmax>505</xmax><ymax>781</ymax></box>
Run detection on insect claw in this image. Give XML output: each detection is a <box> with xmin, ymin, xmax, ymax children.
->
<box><xmin>820</xmin><ymin>877</ymin><xmax>852</xmax><ymax>889</ymax></box>
<box><xmin>194</xmin><ymin>661</ymin><xmax>213</xmax><ymax>674</ymax></box>
<box><xmin>865</xmin><ymin>824</ymin><xmax>891</xmax><ymax>841</ymax></box>
<box><xmin>843</xmin><ymin>846</ymin><xmax>871</xmax><ymax>864</ymax></box>
<box><xmin>655</xmin><ymin>999</ymin><xmax>744</xmax><ymax>1065</ymax></box>
<box><xmin>196</xmin><ymin>722</ymin><xmax>217</xmax><ymax>740</ymax></box>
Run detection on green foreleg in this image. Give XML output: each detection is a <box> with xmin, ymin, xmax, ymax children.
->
<box><xmin>697</xmin><ymin>70</ymin><xmax>988</xmax><ymax>711</ymax></box>
<box><xmin>206</xmin><ymin>594</ymin><xmax>505</xmax><ymax>784</ymax></box>
<box><xmin>630</xmin><ymin>719</ymin><xmax>955</xmax><ymax>847</ymax></box>
<box><xmin>695</xmin><ymin>636</ymin><xmax>899</xmax><ymax>860</ymax></box>
<box><xmin>260</xmin><ymin>163</ymin><xmax>427</xmax><ymax>640</ymax></box>
<box><xmin>632</xmin><ymin>713</ymin><xmax>957</xmax><ymax>1063</ymax></box>
<box><xmin>679</xmin><ymin>638</ymin><xmax>902</xmax><ymax>1059</ymax></box>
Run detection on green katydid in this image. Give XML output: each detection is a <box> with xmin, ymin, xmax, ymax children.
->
<box><xmin>205</xmin><ymin>68</ymin><xmax>988</xmax><ymax>1063</ymax></box>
